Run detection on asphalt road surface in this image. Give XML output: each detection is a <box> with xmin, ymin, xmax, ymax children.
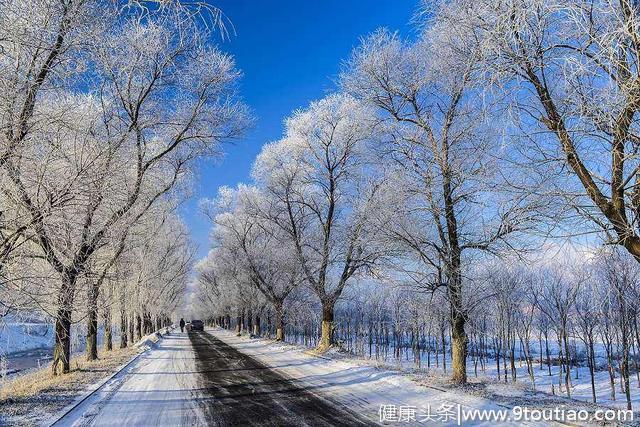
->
<box><xmin>189</xmin><ymin>331</ymin><xmax>369</xmax><ymax>426</ymax></box>
<box><xmin>54</xmin><ymin>330</ymin><xmax>371</xmax><ymax>427</ymax></box>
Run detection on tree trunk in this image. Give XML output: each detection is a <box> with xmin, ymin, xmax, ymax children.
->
<box><xmin>318</xmin><ymin>301</ymin><xmax>334</xmax><ymax>351</ymax></box>
<box><xmin>144</xmin><ymin>312</ymin><xmax>152</xmax><ymax>334</ymax></box>
<box><xmin>86</xmin><ymin>304</ymin><xmax>98</xmax><ymax>361</ymax></box>
<box><xmin>253</xmin><ymin>313</ymin><xmax>261</xmax><ymax>336</ymax></box>
<box><xmin>120</xmin><ymin>308</ymin><xmax>128</xmax><ymax>349</ymax></box>
<box><xmin>510</xmin><ymin>337</ymin><xmax>516</xmax><ymax>382</ymax></box>
<box><xmin>587</xmin><ymin>335</ymin><xmax>596</xmax><ymax>403</ymax></box>
<box><xmin>104</xmin><ymin>283</ymin><xmax>113</xmax><ymax>351</ymax></box>
<box><xmin>275</xmin><ymin>300</ymin><xmax>285</xmax><ymax>341</ymax></box>
<box><xmin>527</xmin><ymin>344</ymin><xmax>535</xmax><ymax>389</ymax></box>
<box><xmin>135</xmin><ymin>314</ymin><xmax>142</xmax><ymax>341</ymax></box>
<box><xmin>563</xmin><ymin>330</ymin><xmax>572</xmax><ymax>398</ymax></box>
<box><xmin>52</xmin><ymin>308</ymin><xmax>72</xmax><ymax>375</ymax></box>
<box><xmin>622</xmin><ymin>325</ymin><xmax>632</xmax><ymax>410</ymax></box>
<box><xmin>52</xmin><ymin>273</ymin><xmax>76</xmax><ymax>375</ymax></box>
<box><xmin>545</xmin><ymin>331</ymin><xmax>551</xmax><ymax>376</ymax></box>
<box><xmin>129</xmin><ymin>312</ymin><xmax>135</xmax><ymax>344</ymax></box>
<box><xmin>86</xmin><ymin>279</ymin><xmax>99</xmax><ymax>361</ymax></box>
<box><xmin>441</xmin><ymin>121</ymin><xmax>467</xmax><ymax>384</ymax></box>
<box><xmin>104</xmin><ymin>304</ymin><xmax>112</xmax><ymax>351</ymax></box>
<box><xmin>449</xmin><ymin>261</ymin><xmax>467</xmax><ymax>384</ymax></box>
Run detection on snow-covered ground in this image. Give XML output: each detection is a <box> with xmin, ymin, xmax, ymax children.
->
<box><xmin>0</xmin><ymin>317</ymin><xmax>118</xmax><ymax>357</ymax></box>
<box><xmin>1</xmin><ymin>319</ymin><xmax>120</xmax><ymax>376</ymax></box>
<box><xmin>287</xmin><ymin>334</ymin><xmax>640</xmax><ymax>413</ymax></box>
<box><xmin>52</xmin><ymin>331</ymin><xmax>204</xmax><ymax>427</ymax></box>
<box><xmin>209</xmin><ymin>329</ymin><xmax>622</xmax><ymax>426</ymax></box>
<box><xmin>0</xmin><ymin>321</ymin><xmax>53</xmax><ymax>354</ymax></box>
<box><xmin>463</xmin><ymin>353</ymin><xmax>638</xmax><ymax>411</ymax></box>
<box><xmin>39</xmin><ymin>328</ymin><xmax>635</xmax><ymax>426</ymax></box>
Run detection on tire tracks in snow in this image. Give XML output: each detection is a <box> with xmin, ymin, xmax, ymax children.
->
<box><xmin>189</xmin><ymin>330</ymin><xmax>373</xmax><ymax>426</ymax></box>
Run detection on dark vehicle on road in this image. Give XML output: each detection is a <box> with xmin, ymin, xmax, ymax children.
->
<box><xmin>190</xmin><ymin>319</ymin><xmax>204</xmax><ymax>331</ymax></box>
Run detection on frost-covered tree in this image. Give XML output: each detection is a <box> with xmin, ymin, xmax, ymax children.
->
<box><xmin>252</xmin><ymin>94</ymin><xmax>391</xmax><ymax>350</ymax></box>
<box><xmin>595</xmin><ymin>249</ymin><xmax>640</xmax><ymax>410</ymax></box>
<box><xmin>341</xmin><ymin>17</ymin><xmax>540</xmax><ymax>382</ymax></box>
<box><xmin>532</xmin><ymin>266</ymin><xmax>580</xmax><ymax>397</ymax></box>
<box><xmin>196</xmin><ymin>243</ymin><xmax>264</xmax><ymax>335</ymax></box>
<box><xmin>0</xmin><ymin>0</ymin><xmax>247</xmax><ymax>374</ymax></box>
<box><xmin>574</xmin><ymin>268</ymin><xmax>602</xmax><ymax>404</ymax></box>
<box><xmin>202</xmin><ymin>185</ymin><xmax>305</xmax><ymax>341</ymax></box>
<box><xmin>442</xmin><ymin>0</ymin><xmax>640</xmax><ymax>262</ymax></box>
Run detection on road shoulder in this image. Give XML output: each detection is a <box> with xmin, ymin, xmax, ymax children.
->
<box><xmin>0</xmin><ymin>329</ymin><xmax>170</xmax><ymax>427</ymax></box>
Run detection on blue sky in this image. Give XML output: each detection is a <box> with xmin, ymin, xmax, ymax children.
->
<box><xmin>182</xmin><ymin>0</ymin><xmax>418</xmax><ymax>258</ymax></box>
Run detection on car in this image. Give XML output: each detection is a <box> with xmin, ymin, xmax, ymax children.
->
<box><xmin>190</xmin><ymin>319</ymin><xmax>204</xmax><ymax>331</ymax></box>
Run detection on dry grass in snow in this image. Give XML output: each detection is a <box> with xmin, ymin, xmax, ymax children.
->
<box><xmin>0</xmin><ymin>347</ymin><xmax>139</xmax><ymax>427</ymax></box>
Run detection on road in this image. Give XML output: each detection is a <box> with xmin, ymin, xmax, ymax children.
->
<box><xmin>53</xmin><ymin>330</ymin><xmax>370</xmax><ymax>427</ymax></box>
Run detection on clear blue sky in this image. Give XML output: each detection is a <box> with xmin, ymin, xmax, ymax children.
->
<box><xmin>182</xmin><ymin>0</ymin><xmax>418</xmax><ymax>259</ymax></box>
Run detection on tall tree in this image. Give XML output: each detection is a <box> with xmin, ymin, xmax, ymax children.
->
<box><xmin>0</xmin><ymin>1</ymin><xmax>246</xmax><ymax>374</ymax></box>
<box><xmin>253</xmin><ymin>94</ymin><xmax>390</xmax><ymax>350</ymax></box>
<box><xmin>341</xmin><ymin>25</ymin><xmax>539</xmax><ymax>383</ymax></box>
<box><xmin>446</xmin><ymin>0</ymin><xmax>640</xmax><ymax>262</ymax></box>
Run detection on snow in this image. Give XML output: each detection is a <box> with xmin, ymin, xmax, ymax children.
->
<box><xmin>52</xmin><ymin>329</ymin><xmax>207</xmax><ymax>427</ymax></box>
<box><xmin>48</xmin><ymin>328</ymin><xmax>633</xmax><ymax>426</ymax></box>
<box><xmin>0</xmin><ymin>320</ymin><xmax>119</xmax><ymax>356</ymax></box>
<box><xmin>1</xmin><ymin>319</ymin><xmax>121</xmax><ymax>377</ymax></box>
<box><xmin>207</xmin><ymin>328</ymin><xmax>573</xmax><ymax>426</ymax></box>
<box><xmin>467</xmin><ymin>354</ymin><xmax>639</xmax><ymax>410</ymax></box>
<box><xmin>345</xmin><ymin>341</ymin><xmax>639</xmax><ymax>411</ymax></box>
<box><xmin>0</xmin><ymin>322</ymin><xmax>53</xmax><ymax>354</ymax></box>
<box><xmin>286</xmin><ymin>331</ymin><xmax>640</xmax><ymax>413</ymax></box>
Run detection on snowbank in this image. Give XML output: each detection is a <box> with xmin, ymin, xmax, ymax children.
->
<box><xmin>133</xmin><ymin>327</ymin><xmax>173</xmax><ymax>350</ymax></box>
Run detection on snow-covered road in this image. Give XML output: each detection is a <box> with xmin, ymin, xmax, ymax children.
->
<box><xmin>53</xmin><ymin>332</ymin><xmax>206</xmax><ymax>427</ymax></box>
<box><xmin>51</xmin><ymin>330</ymin><xmax>367</xmax><ymax>427</ymax></box>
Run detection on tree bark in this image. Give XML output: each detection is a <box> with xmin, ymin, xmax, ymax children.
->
<box><xmin>104</xmin><ymin>284</ymin><xmax>113</xmax><ymax>351</ymax></box>
<box><xmin>120</xmin><ymin>308</ymin><xmax>128</xmax><ymax>349</ymax></box>
<box><xmin>86</xmin><ymin>305</ymin><xmax>98</xmax><ymax>361</ymax></box>
<box><xmin>563</xmin><ymin>330</ymin><xmax>572</xmax><ymax>398</ymax></box>
<box><xmin>275</xmin><ymin>300</ymin><xmax>285</xmax><ymax>341</ymax></box>
<box><xmin>449</xmin><ymin>255</ymin><xmax>467</xmax><ymax>384</ymax></box>
<box><xmin>318</xmin><ymin>301</ymin><xmax>335</xmax><ymax>351</ymax></box>
<box><xmin>442</xmin><ymin>126</ymin><xmax>467</xmax><ymax>384</ymax></box>
<box><xmin>622</xmin><ymin>322</ymin><xmax>632</xmax><ymax>410</ymax></box>
<box><xmin>135</xmin><ymin>314</ymin><xmax>142</xmax><ymax>341</ymax></box>
<box><xmin>253</xmin><ymin>313</ymin><xmax>261</xmax><ymax>336</ymax></box>
<box><xmin>86</xmin><ymin>280</ymin><xmax>99</xmax><ymax>361</ymax></box>
<box><xmin>587</xmin><ymin>335</ymin><xmax>596</xmax><ymax>403</ymax></box>
<box><xmin>52</xmin><ymin>307</ymin><xmax>72</xmax><ymax>375</ymax></box>
<box><xmin>128</xmin><ymin>312</ymin><xmax>135</xmax><ymax>344</ymax></box>
<box><xmin>104</xmin><ymin>305</ymin><xmax>113</xmax><ymax>351</ymax></box>
<box><xmin>52</xmin><ymin>273</ymin><xmax>76</xmax><ymax>375</ymax></box>
<box><xmin>143</xmin><ymin>312</ymin><xmax>152</xmax><ymax>335</ymax></box>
